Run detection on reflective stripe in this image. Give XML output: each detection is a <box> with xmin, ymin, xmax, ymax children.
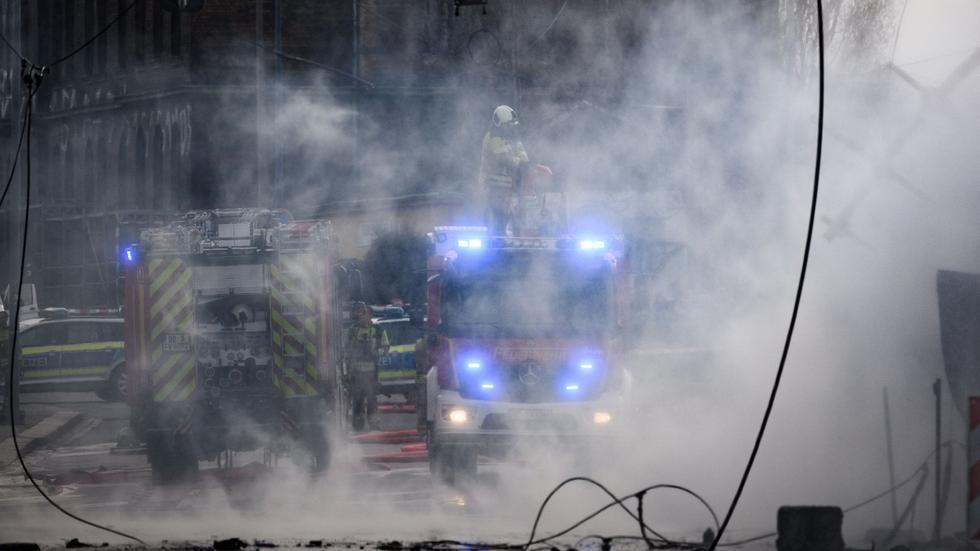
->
<box><xmin>22</xmin><ymin>341</ymin><xmax>123</xmax><ymax>355</ymax></box>
<box><xmin>379</xmin><ymin>369</ymin><xmax>415</xmax><ymax>380</ymax></box>
<box><xmin>22</xmin><ymin>366</ymin><xmax>110</xmax><ymax>379</ymax></box>
<box><xmin>388</xmin><ymin>344</ymin><xmax>416</xmax><ymax>354</ymax></box>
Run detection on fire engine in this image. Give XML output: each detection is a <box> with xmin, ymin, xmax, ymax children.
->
<box><xmin>122</xmin><ymin>209</ymin><xmax>345</xmax><ymax>482</ymax></box>
<box><xmin>419</xmin><ymin>224</ymin><xmax>632</xmax><ymax>482</ymax></box>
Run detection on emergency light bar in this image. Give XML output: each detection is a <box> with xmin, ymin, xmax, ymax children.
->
<box><xmin>431</xmin><ymin>225</ymin><xmax>622</xmax><ymax>256</ymax></box>
<box><xmin>578</xmin><ymin>239</ymin><xmax>606</xmax><ymax>251</ymax></box>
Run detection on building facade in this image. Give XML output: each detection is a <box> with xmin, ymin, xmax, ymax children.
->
<box><xmin>0</xmin><ymin>0</ymin><xmax>775</xmax><ymax>309</ymax></box>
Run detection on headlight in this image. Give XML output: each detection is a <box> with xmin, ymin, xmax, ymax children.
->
<box><xmin>444</xmin><ymin>407</ymin><xmax>469</xmax><ymax>424</ymax></box>
<box><xmin>593</xmin><ymin>411</ymin><xmax>612</xmax><ymax>424</ymax></box>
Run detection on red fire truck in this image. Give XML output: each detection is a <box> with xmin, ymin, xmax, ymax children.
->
<box><xmin>419</xmin><ymin>226</ymin><xmax>632</xmax><ymax>482</ymax></box>
<box><xmin>122</xmin><ymin>209</ymin><xmax>345</xmax><ymax>482</ymax></box>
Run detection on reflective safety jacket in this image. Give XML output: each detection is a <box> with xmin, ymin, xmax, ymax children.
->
<box><xmin>345</xmin><ymin>325</ymin><xmax>389</xmax><ymax>372</ymax></box>
<box><xmin>478</xmin><ymin>130</ymin><xmax>528</xmax><ymax>190</ymax></box>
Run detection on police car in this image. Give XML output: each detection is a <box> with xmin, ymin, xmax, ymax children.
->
<box><xmin>17</xmin><ymin>309</ymin><xmax>127</xmax><ymax>401</ymax></box>
<box><xmin>372</xmin><ymin>306</ymin><xmax>422</xmax><ymax>403</ymax></box>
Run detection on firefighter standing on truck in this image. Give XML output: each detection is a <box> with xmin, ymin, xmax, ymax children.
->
<box><xmin>345</xmin><ymin>303</ymin><xmax>389</xmax><ymax>431</ymax></box>
<box><xmin>479</xmin><ymin>105</ymin><xmax>529</xmax><ymax>235</ymax></box>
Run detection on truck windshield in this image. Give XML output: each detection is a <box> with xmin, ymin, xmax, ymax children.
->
<box><xmin>441</xmin><ymin>251</ymin><xmax>614</xmax><ymax>338</ymax></box>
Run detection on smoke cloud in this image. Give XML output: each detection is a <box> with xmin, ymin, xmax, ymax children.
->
<box><xmin>5</xmin><ymin>0</ymin><xmax>980</xmax><ymax>547</ymax></box>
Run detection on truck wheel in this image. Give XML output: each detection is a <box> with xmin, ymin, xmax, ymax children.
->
<box><xmin>147</xmin><ymin>432</ymin><xmax>198</xmax><ymax>484</ymax></box>
<box><xmin>306</xmin><ymin>429</ymin><xmax>330</xmax><ymax>476</ymax></box>
<box><xmin>429</xmin><ymin>442</ymin><xmax>476</xmax><ymax>485</ymax></box>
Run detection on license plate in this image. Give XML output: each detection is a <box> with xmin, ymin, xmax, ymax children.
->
<box><xmin>513</xmin><ymin>409</ymin><xmax>549</xmax><ymax>423</ymax></box>
<box><xmin>163</xmin><ymin>333</ymin><xmax>191</xmax><ymax>352</ymax></box>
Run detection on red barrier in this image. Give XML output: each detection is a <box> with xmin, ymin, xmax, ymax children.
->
<box><xmin>350</xmin><ymin>429</ymin><xmax>421</xmax><ymax>444</ymax></box>
<box><xmin>362</xmin><ymin>450</ymin><xmax>428</xmax><ymax>463</ymax></box>
<box><xmin>378</xmin><ymin>404</ymin><xmax>417</xmax><ymax>414</ymax></box>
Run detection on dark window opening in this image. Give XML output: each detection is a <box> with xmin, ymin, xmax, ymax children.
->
<box><xmin>96</xmin><ymin>1</ymin><xmax>107</xmax><ymax>74</ymax></box>
<box><xmin>134</xmin><ymin>0</ymin><xmax>145</xmax><ymax>63</ymax></box>
<box><xmin>152</xmin><ymin>126</ymin><xmax>164</xmax><ymax>209</ymax></box>
<box><xmin>153</xmin><ymin>0</ymin><xmax>164</xmax><ymax>60</ymax></box>
<box><xmin>135</xmin><ymin>128</ymin><xmax>147</xmax><ymax>208</ymax></box>
<box><xmin>84</xmin><ymin>0</ymin><xmax>95</xmax><ymax>75</ymax></box>
<box><xmin>117</xmin><ymin>0</ymin><xmax>128</xmax><ymax>69</ymax></box>
<box><xmin>64</xmin><ymin>1</ymin><xmax>76</xmax><ymax>77</ymax></box>
<box><xmin>52</xmin><ymin>1</ymin><xmax>64</xmax><ymax>74</ymax></box>
<box><xmin>85</xmin><ymin>140</ymin><xmax>97</xmax><ymax>206</ymax></box>
<box><xmin>117</xmin><ymin>135</ymin><xmax>128</xmax><ymax>209</ymax></box>
<box><xmin>170</xmin><ymin>10</ymin><xmax>181</xmax><ymax>57</ymax></box>
<box><xmin>36</xmin><ymin>3</ymin><xmax>49</xmax><ymax>66</ymax></box>
<box><xmin>63</xmin><ymin>141</ymin><xmax>74</xmax><ymax>203</ymax></box>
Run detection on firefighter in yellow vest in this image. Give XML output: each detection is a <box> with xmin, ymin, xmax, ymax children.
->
<box><xmin>479</xmin><ymin>105</ymin><xmax>529</xmax><ymax>235</ymax></box>
<box><xmin>345</xmin><ymin>303</ymin><xmax>389</xmax><ymax>431</ymax></box>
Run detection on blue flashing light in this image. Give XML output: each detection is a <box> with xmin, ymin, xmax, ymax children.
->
<box><xmin>458</xmin><ymin>239</ymin><xmax>483</xmax><ymax>249</ymax></box>
<box><xmin>466</xmin><ymin>361</ymin><xmax>481</xmax><ymax>370</ymax></box>
<box><xmin>579</xmin><ymin>362</ymin><xmax>594</xmax><ymax>371</ymax></box>
<box><xmin>565</xmin><ymin>383</ymin><xmax>580</xmax><ymax>392</ymax></box>
<box><xmin>578</xmin><ymin>239</ymin><xmax>606</xmax><ymax>251</ymax></box>
<box><xmin>120</xmin><ymin>245</ymin><xmax>139</xmax><ymax>266</ymax></box>
<box><xmin>480</xmin><ymin>382</ymin><xmax>495</xmax><ymax>390</ymax></box>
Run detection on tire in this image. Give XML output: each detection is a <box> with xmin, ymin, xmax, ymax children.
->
<box><xmin>305</xmin><ymin>429</ymin><xmax>330</xmax><ymax>476</ymax></box>
<box><xmin>404</xmin><ymin>389</ymin><xmax>418</xmax><ymax>405</ymax></box>
<box><xmin>97</xmin><ymin>364</ymin><xmax>128</xmax><ymax>402</ymax></box>
<box><xmin>429</xmin><ymin>438</ymin><xmax>476</xmax><ymax>485</ymax></box>
<box><xmin>147</xmin><ymin>432</ymin><xmax>198</xmax><ymax>484</ymax></box>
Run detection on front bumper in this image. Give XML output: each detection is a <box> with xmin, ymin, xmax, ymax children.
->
<box><xmin>429</xmin><ymin>389</ymin><xmax>624</xmax><ymax>454</ymax></box>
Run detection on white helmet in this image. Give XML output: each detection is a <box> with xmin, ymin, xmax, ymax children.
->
<box><xmin>492</xmin><ymin>105</ymin><xmax>518</xmax><ymax>127</ymax></box>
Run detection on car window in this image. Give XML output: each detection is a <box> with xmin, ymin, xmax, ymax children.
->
<box><xmin>19</xmin><ymin>323</ymin><xmax>67</xmax><ymax>347</ymax></box>
<box><xmin>65</xmin><ymin>322</ymin><xmax>101</xmax><ymax>345</ymax></box>
<box><xmin>382</xmin><ymin>321</ymin><xmax>421</xmax><ymax>346</ymax></box>
<box><xmin>97</xmin><ymin>322</ymin><xmax>124</xmax><ymax>342</ymax></box>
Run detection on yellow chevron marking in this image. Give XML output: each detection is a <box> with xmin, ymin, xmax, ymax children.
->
<box><xmin>152</xmin><ymin>353</ymin><xmax>184</xmax><ymax>385</ymax></box>
<box><xmin>272</xmin><ymin>310</ymin><xmax>311</xmax><ymax>349</ymax></box>
<box><xmin>282</xmin><ymin>367</ymin><xmax>317</xmax><ymax>396</ymax></box>
<box><xmin>150</xmin><ymin>292</ymin><xmax>192</xmax><ymax>341</ymax></box>
<box><xmin>149</xmin><ymin>258</ymin><xmax>164</xmax><ymax>273</ymax></box>
<box><xmin>149</xmin><ymin>259</ymin><xmax>182</xmax><ymax>296</ymax></box>
<box><xmin>305</xmin><ymin>359</ymin><xmax>319</xmax><ymax>382</ymax></box>
<box><xmin>284</xmin><ymin>341</ymin><xmax>302</xmax><ymax>357</ymax></box>
<box><xmin>150</xmin><ymin>269</ymin><xmax>191</xmax><ymax>318</ymax></box>
<box><xmin>172</xmin><ymin>377</ymin><xmax>197</xmax><ymax>401</ymax></box>
<box><xmin>155</xmin><ymin>357</ymin><xmax>196</xmax><ymax>401</ymax></box>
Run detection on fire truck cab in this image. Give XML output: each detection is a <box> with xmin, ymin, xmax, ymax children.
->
<box><xmin>123</xmin><ymin>209</ymin><xmax>344</xmax><ymax>482</ymax></box>
<box><xmin>420</xmin><ymin>226</ymin><xmax>631</xmax><ymax>482</ymax></box>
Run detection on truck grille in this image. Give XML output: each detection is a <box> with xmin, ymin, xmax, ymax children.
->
<box><xmin>458</xmin><ymin>358</ymin><xmax>597</xmax><ymax>403</ymax></box>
